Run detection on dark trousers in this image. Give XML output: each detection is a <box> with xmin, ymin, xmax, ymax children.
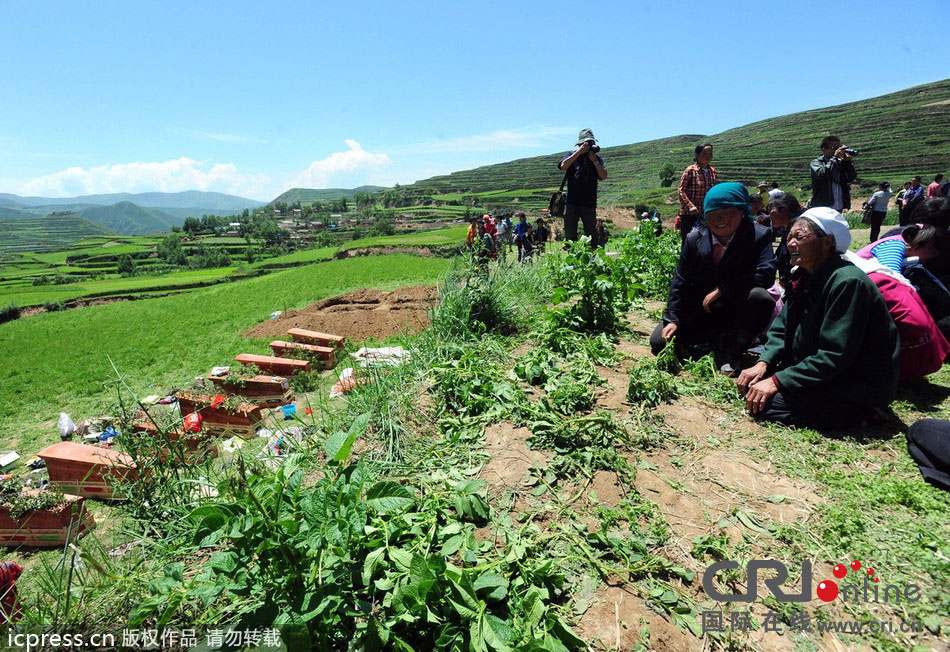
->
<box><xmin>564</xmin><ymin>203</ymin><xmax>597</xmax><ymax>242</ymax></box>
<box><xmin>757</xmin><ymin>389</ymin><xmax>871</xmax><ymax>430</ymax></box>
<box><xmin>906</xmin><ymin>419</ymin><xmax>950</xmax><ymax>491</ymax></box>
<box><xmin>679</xmin><ymin>213</ymin><xmax>698</xmax><ymax>242</ymax></box>
<box><xmin>901</xmin><ymin>199</ymin><xmax>923</xmax><ymax>226</ymax></box>
<box><xmin>869</xmin><ymin>210</ymin><xmax>887</xmax><ymax>243</ymax></box>
<box><xmin>904</xmin><ymin>264</ymin><xmax>950</xmax><ymax>322</ymax></box>
<box><xmin>650</xmin><ymin>286</ymin><xmax>776</xmax><ymax>355</ymax></box>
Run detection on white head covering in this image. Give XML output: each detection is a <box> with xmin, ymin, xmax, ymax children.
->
<box><xmin>800</xmin><ymin>207</ymin><xmax>851</xmax><ymax>253</ymax></box>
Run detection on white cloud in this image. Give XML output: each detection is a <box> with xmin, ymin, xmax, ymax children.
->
<box><xmin>19</xmin><ymin>157</ymin><xmax>272</xmax><ymax>199</ymax></box>
<box><xmin>287</xmin><ymin>140</ymin><xmax>391</xmax><ymax>189</ymax></box>
<box><xmin>410</xmin><ymin>126</ymin><xmax>575</xmax><ymax>154</ymax></box>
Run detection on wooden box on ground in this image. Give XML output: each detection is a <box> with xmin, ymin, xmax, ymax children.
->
<box><xmin>235</xmin><ymin>353</ymin><xmax>311</xmax><ymax>377</ymax></box>
<box><xmin>37</xmin><ymin>442</ymin><xmax>137</xmax><ymax>500</ymax></box>
<box><xmin>177</xmin><ymin>393</ymin><xmax>266</xmax><ymax>439</ymax></box>
<box><xmin>0</xmin><ymin>493</ymin><xmax>96</xmax><ymax>548</ymax></box>
<box><xmin>130</xmin><ymin>419</ymin><xmax>217</xmax><ymax>460</ymax></box>
<box><xmin>207</xmin><ymin>373</ymin><xmax>294</xmax><ymax>406</ymax></box>
<box><xmin>269</xmin><ymin>341</ymin><xmax>337</xmax><ymax>369</ymax></box>
<box><xmin>287</xmin><ymin>328</ymin><xmax>346</xmax><ymax>350</ymax></box>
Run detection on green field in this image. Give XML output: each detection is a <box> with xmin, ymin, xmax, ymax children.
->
<box><xmin>255</xmin><ymin>225</ymin><xmax>467</xmax><ymax>267</ymax></box>
<box><xmin>0</xmin><ymin>226</ymin><xmax>467</xmax><ymax>308</ymax></box>
<box><xmin>0</xmin><ymin>253</ymin><xmax>449</xmax><ymax>449</ymax></box>
<box><xmin>0</xmin><ymin>267</ymin><xmax>238</xmax><ymax>307</ymax></box>
<box><xmin>270</xmin><ymin>185</ymin><xmax>387</xmax><ymax>204</ymax></box>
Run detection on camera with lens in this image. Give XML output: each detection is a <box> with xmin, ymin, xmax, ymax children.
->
<box><xmin>584</xmin><ymin>140</ymin><xmax>601</xmax><ymax>154</ymax></box>
<box><xmin>844</xmin><ymin>147</ymin><xmax>858</xmax><ymax>156</ymax></box>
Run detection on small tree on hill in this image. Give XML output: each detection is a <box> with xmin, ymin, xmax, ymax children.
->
<box><xmin>157</xmin><ymin>234</ymin><xmax>187</xmax><ymax>266</ymax></box>
<box><xmin>183</xmin><ymin>217</ymin><xmax>202</xmax><ymax>234</ymax></box>
<box><xmin>659</xmin><ymin>162</ymin><xmax>677</xmax><ymax>187</ymax></box>
<box><xmin>117</xmin><ymin>253</ymin><xmax>136</xmax><ymax>276</ymax></box>
<box><xmin>368</xmin><ymin>217</ymin><xmax>396</xmax><ymax>237</ymax></box>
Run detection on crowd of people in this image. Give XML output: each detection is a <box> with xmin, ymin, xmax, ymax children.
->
<box><xmin>465</xmin><ymin>127</ymin><xmax>950</xmax><ymax>483</ymax></box>
<box><xmin>648</xmin><ymin>132</ymin><xmax>950</xmax><ymax>490</ymax></box>
<box><xmin>466</xmin><ymin>211</ymin><xmax>611</xmax><ymax>264</ymax></box>
<box><xmin>653</xmin><ymin>139</ymin><xmax>950</xmax><ymax>428</ymax></box>
<box><xmin>510</xmin><ymin>128</ymin><xmax>948</xmax><ymax>489</ymax></box>
<box><xmin>466</xmin><ymin>211</ymin><xmax>561</xmax><ymax>264</ymax></box>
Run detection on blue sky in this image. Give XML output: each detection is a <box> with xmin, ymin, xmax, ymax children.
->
<box><xmin>1</xmin><ymin>0</ymin><xmax>946</xmax><ymax>201</ymax></box>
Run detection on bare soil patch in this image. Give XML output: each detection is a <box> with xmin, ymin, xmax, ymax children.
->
<box><xmin>637</xmin><ymin>397</ymin><xmax>820</xmax><ymax>565</ymax></box>
<box><xmin>479</xmin><ymin>422</ymin><xmax>550</xmax><ymax>491</ymax></box>
<box><xmin>575</xmin><ymin>585</ymin><xmax>694</xmax><ymax>651</ymax></box>
<box><xmin>335</xmin><ymin>245</ymin><xmax>436</xmax><ymax>259</ymax></box>
<box><xmin>243</xmin><ymin>286</ymin><xmax>436</xmax><ymax>342</ymax></box>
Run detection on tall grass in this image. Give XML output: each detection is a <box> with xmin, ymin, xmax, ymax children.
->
<box><xmin>429</xmin><ymin>255</ymin><xmax>550</xmax><ymax>340</ymax></box>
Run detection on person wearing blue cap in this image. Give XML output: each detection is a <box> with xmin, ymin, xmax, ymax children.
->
<box><xmin>651</xmin><ymin>182</ymin><xmax>777</xmax><ymax>374</ymax></box>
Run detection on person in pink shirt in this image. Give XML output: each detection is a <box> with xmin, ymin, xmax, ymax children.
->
<box><xmin>928</xmin><ymin>174</ymin><xmax>945</xmax><ymax>198</ymax></box>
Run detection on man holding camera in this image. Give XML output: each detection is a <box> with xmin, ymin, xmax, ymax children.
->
<box><xmin>558</xmin><ymin>129</ymin><xmax>608</xmax><ymax>242</ymax></box>
<box><xmin>809</xmin><ymin>135</ymin><xmax>857</xmax><ymax>211</ymax></box>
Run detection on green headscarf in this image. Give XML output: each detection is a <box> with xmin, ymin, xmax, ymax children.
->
<box><xmin>703</xmin><ymin>182</ymin><xmax>752</xmax><ymax>221</ymax></box>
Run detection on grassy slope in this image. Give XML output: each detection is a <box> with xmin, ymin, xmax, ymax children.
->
<box><xmin>271</xmin><ymin>185</ymin><xmax>388</xmax><ymax>204</ymax></box>
<box><xmin>398</xmin><ymin>79</ymin><xmax>950</xmax><ymax>203</ymax></box>
<box><xmin>0</xmin><ymin>214</ymin><xmax>115</xmax><ymax>255</ymax></box>
<box><xmin>0</xmin><ymin>253</ymin><xmax>449</xmax><ymax>449</ymax></box>
<box><xmin>78</xmin><ymin>201</ymin><xmax>183</xmax><ymax>235</ymax></box>
<box><xmin>0</xmin><ymin>267</ymin><xmax>237</xmax><ymax>307</ymax></box>
<box><xmin>2</xmin><ymin>231</ymin><xmax>948</xmax><ymax>649</ymax></box>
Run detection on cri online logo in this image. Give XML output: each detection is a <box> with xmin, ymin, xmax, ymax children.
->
<box><xmin>702</xmin><ymin>559</ymin><xmax>922</xmax><ymax>604</ymax></box>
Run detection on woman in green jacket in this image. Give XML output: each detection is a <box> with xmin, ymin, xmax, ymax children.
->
<box><xmin>736</xmin><ymin>207</ymin><xmax>900</xmax><ymax>430</ymax></box>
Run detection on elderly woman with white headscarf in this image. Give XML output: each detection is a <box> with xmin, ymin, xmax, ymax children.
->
<box><xmin>736</xmin><ymin>208</ymin><xmax>900</xmax><ymax>430</ymax></box>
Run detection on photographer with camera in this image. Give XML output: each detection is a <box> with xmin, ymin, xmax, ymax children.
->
<box><xmin>558</xmin><ymin>129</ymin><xmax>607</xmax><ymax>242</ymax></box>
<box><xmin>809</xmin><ymin>135</ymin><xmax>857</xmax><ymax>211</ymax></box>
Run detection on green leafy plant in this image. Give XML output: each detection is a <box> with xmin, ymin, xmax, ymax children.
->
<box><xmin>131</xmin><ymin>414</ymin><xmax>588</xmax><ymax>650</ymax></box>
<box><xmin>0</xmin><ymin>478</ymin><xmax>67</xmax><ymax>519</ymax></box>
<box><xmin>626</xmin><ymin>359</ymin><xmax>677</xmax><ymax>408</ymax></box>
<box><xmin>549</xmin><ymin>238</ymin><xmax>634</xmax><ymax>334</ymax></box>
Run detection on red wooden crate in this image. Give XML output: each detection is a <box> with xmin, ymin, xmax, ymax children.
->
<box><xmin>287</xmin><ymin>328</ymin><xmax>345</xmax><ymax>350</ymax></box>
<box><xmin>235</xmin><ymin>353</ymin><xmax>311</xmax><ymax>376</ymax></box>
<box><xmin>130</xmin><ymin>419</ymin><xmax>217</xmax><ymax>460</ymax></box>
<box><xmin>0</xmin><ymin>493</ymin><xmax>96</xmax><ymax>548</ymax></box>
<box><xmin>176</xmin><ymin>393</ymin><xmax>266</xmax><ymax>440</ymax></box>
<box><xmin>269</xmin><ymin>341</ymin><xmax>336</xmax><ymax>370</ymax></box>
<box><xmin>37</xmin><ymin>442</ymin><xmax>137</xmax><ymax>500</ymax></box>
<box><xmin>207</xmin><ymin>374</ymin><xmax>295</xmax><ymax>406</ymax></box>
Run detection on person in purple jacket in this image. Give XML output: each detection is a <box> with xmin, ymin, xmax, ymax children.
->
<box><xmin>900</xmin><ymin>176</ymin><xmax>926</xmax><ymax>226</ymax></box>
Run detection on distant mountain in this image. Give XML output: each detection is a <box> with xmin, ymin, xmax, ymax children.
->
<box><xmin>0</xmin><ymin>190</ymin><xmax>265</xmax><ymax>216</ymax></box>
<box><xmin>0</xmin><ymin>213</ymin><xmax>114</xmax><ymax>256</ymax></box>
<box><xmin>0</xmin><ymin>206</ymin><xmax>39</xmax><ymax>220</ymax></box>
<box><xmin>270</xmin><ymin>186</ymin><xmax>388</xmax><ymax>205</ymax></box>
<box><xmin>78</xmin><ymin>201</ymin><xmax>183</xmax><ymax>235</ymax></box>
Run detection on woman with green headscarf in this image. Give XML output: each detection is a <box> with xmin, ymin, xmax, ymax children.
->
<box><xmin>651</xmin><ymin>182</ymin><xmax>777</xmax><ymax>374</ymax></box>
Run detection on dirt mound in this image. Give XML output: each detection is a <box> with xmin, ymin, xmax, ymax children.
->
<box><xmin>243</xmin><ymin>286</ymin><xmax>437</xmax><ymax>342</ymax></box>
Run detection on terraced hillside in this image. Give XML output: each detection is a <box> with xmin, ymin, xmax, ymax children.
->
<box><xmin>78</xmin><ymin>201</ymin><xmax>183</xmax><ymax>234</ymax></box>
<box><xmin>0</xmin><ymin>214</ymin><xmax>114</xmax><ymax>255</ymax></box>
<box><xmin>272</xmin><ymin>185</ymin><xmax>388</xmax><ymax>205</ymax></box>
<box><xmin>401</xmin><ymin>79</ymin><xmax>950</xmax><ymax>202</ymax></box>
